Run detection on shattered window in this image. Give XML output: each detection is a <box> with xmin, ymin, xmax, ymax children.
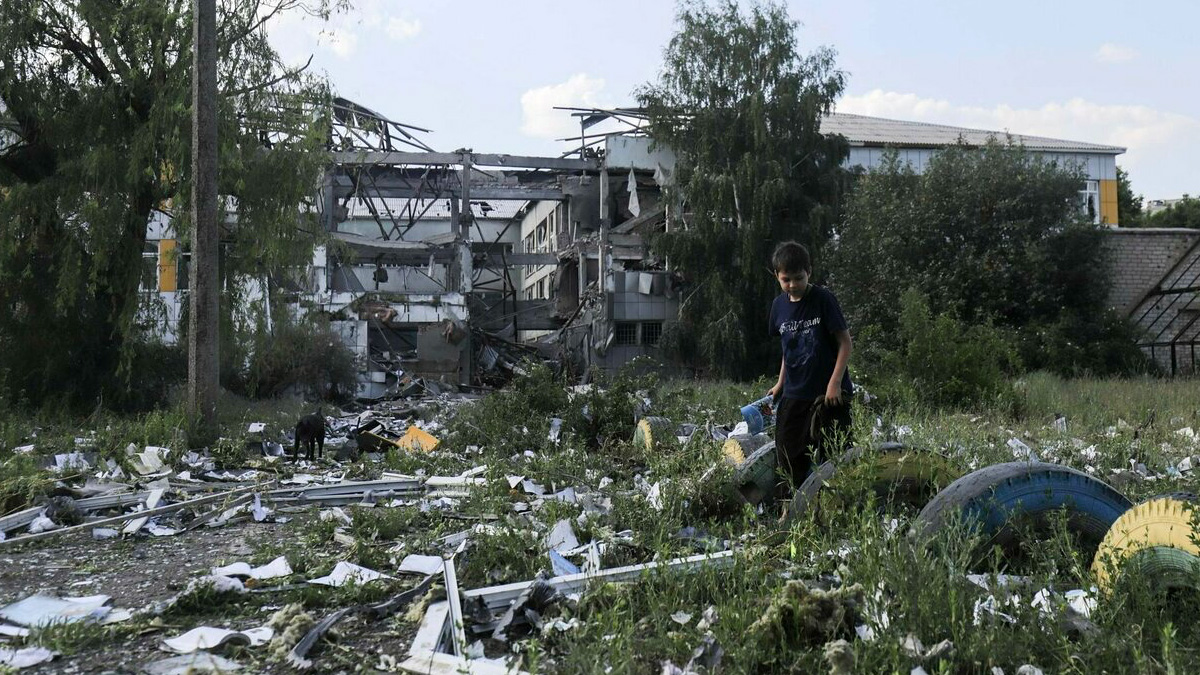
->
<box><xmin>141</xmin><ymin>242</ymin><xmax>158</xmax><ymax>290</ymax></box>
<box><xmin>177</xmin><ymin>253</ymin><xmax>191</xmax><ymax>291</ymax></box>
<box><xmin>615</xmin><ymin>322</ymin><xmax>637</xmax><ymax>346</ymax></box>
<box><xmin>641</xmin><ymin>321</ymin><xmax>663</xmax><ymax>346</ymax></box>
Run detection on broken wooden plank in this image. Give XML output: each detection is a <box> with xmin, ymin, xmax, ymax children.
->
<box><xmin>182</xmin><ymin>493</ymin><xmax>254</xmax><ymax>532</ymax></box>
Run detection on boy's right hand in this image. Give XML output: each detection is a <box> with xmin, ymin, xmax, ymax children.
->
<box><xmin>767</xmin><ymin>382</ymin><xmax>782</xmax><ymax>399</ymax></box>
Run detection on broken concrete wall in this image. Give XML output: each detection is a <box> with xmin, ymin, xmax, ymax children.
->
<box><xmin>416</xmin><ymin>323</ymin><xmax>465</xmax><ymax>382</ymax></box>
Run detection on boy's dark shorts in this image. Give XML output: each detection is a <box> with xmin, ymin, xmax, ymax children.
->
<box><xmin>775</xmin><ymin>395</ymin><xmax>853</xmax><ymax>491</ymax></box>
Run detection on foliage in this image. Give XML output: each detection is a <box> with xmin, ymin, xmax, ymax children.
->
<box><xmin>869</xmin><ymin>288</ymin><xmax>1017</xmax><ymax>409</ymax></box>
<box><xmin>1144</xmin><ymin>194</ymin><xmax>1200</xmax><ymax>229</ymax></box>
<box><xmin>565</xmin><ymin>359</ymin><xmax>660</xmax><ymax>450</ymax></box>
<box><xmin>1013</xmin><ymin>308</ymin><xmax>1153</xmax><ymax>377</ymax></box>
<box><xmin>231</xmin><ymin>312</ymin><xmax>358</xmax><ymax>401</ymax></box>
<box><xmin>637</xmin><ymin>0</ymin><xmax>849</xmax><ymax>378</ymax></box>
<box><xmin>1116</xmin><ymin>166</ymin><xmax>1143</xmax><ymax>227</ymax></box>
<box><xmin>0</xmin><ymin>0</ymin><xmax>343</xmax><ymax>411</ymax></box>
<box><xmin>832</xmin><ymin>140</ymin><xmax>1143</xmax><ymax>377</ymax></box>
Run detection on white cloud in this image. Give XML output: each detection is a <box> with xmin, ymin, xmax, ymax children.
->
<box><xmin>1094</xmin><ymin>43</ymin><xmax>1139</xmax><ymax>64</ymax></box>
<box><xmin>387</xmin><ymin>16</ymin><xmax>422</xmax><ymax>41</ymax></box>
<box><xmin>836</xmin><ymin>89</ymin><xmax>1200</xmax><ymax>199</ymax></box>
<box><xmin>520</xmin><ymin>74</ymin><xmax>611</xmax><ymax>139</ymax></box>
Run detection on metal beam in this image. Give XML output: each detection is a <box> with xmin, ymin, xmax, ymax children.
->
<box><xmin>333</xmin><ymin>151</ymin><xmax>599</xmax><ymax>172</ymax></box>
<box><xmin>477</xmin><ymin>253</ymin><xmax>557</xmax><ymax>267</ymax></box>
<box><xmin>462</xmin><ymin>551</ymin><xmax>734</xmax><ymax>613</ymax></box>
<box><xmin>331</xmin><ymin>175</ymin><xmax>565</xmax><ymax>202</ymax></box>
<box><xmin>332</xmin><ymin>185</ymin><xmax>565</xmax><ymax>201</ymax></box>
<box><xmin>473</xmin><ymin>299</ymin><xmax>562</xmax><ymax>331</ymax></box>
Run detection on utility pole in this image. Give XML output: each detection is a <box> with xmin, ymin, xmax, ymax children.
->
<box><xmin>457</xmin><ymin>152</ymin><xmax>474</xmax><ymax>386</ymax></box>
<box><xmin>187</xmin><ymin>0</ymin><xmax>219</xmax><ymax>445</ymax></box>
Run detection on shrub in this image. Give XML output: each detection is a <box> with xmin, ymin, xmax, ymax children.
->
<box><xmin>233</xmin><ymin>314</ymin><xmax>358</xmax><ymax>401</ymax></box>
<box><xmin>832</xmin><ymin>140</ymin><xmax>1144</xmax><ymax>376</ymax></box>
<box><xmin>877</xmin><ymin>288</ymin><xmax>1017</xmax><ymax>408</ymax></box>
<box><xmin>564</xmin><ymin>358</ymin><xmax>660</xmax><ymax>450</ymax></box>
<box><xmin>1016</xmin><ymin>310</ymin><xmax>1154</xmax><ymax>377</ymax></box>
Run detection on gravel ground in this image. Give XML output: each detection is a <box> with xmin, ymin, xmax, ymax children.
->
<box><xmin>0</xmin><ymin>515</ymin><xmax>425</xmax><ymax>674</ymax></box>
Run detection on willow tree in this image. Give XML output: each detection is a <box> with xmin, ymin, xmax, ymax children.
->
<box><xmin>637</xmin><ymin>0</ymin><xmax>848</xmax><ymax>378</ymax></box>
<box><xmin>0</xmin><ymin>1</ymin><xmax>339</xmax><ymax>409</ymax></box>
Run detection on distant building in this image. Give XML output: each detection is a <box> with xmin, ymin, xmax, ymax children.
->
<box><xmin>1145</xmin><ymin>198</ymin><xmax>1186</xmax><ymax>216</ymax></box>
<box><xmin>821</xmin><ymin>113</ymin><xmax>1126</xmax><ymax>225</ymax></box>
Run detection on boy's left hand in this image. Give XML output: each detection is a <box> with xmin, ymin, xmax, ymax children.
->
<box><xmin>824</xmin><ymin>382</ymin><xmax>844</xmax><ymax>407</ymax></box>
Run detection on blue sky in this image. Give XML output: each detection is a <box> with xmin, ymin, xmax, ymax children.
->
<box><xmin>270</xmin><ymin>0</ymin><xmax>1199</xmax><ymax>201</ymax></box>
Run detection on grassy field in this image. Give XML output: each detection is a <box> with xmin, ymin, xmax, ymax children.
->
<box><xmin>1</xmin><ymin>368</ymin><xmax>1199</xmax><ymax>673</ymax></box>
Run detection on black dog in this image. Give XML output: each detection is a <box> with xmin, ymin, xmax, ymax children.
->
<box><xmin>294</xmin><ymin>413</ymin><xmax>326</xmax><ymax>462</ymax></box>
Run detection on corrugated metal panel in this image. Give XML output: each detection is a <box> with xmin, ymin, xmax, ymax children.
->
<box><xmin>821</xmin><ymin>112</ymin><xmax>1125</xmax><ymax>154</ymax></box>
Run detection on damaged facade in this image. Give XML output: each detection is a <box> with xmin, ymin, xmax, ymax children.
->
<box><xmin>137</xmin><ymin>100</ymin><xmax>681</xmax><ymax>396</ymax></box>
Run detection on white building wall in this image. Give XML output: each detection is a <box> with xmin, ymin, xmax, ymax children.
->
<box><xmin>517</xmin><ymin>201</ymin><xmax>563</xmax><ymax>301</ymax></box>
<box><xmin>845</xmin><ymin>146</ymin><xmax>1115</xmax><ymax>181</ymax></box>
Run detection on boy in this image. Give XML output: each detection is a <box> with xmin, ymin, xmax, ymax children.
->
<box><xmin>766</xmin><ymin>241</ymin><xmax>853</xmax><ymax>493</ymax></box>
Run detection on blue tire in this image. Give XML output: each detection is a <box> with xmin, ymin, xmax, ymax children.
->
<box><xmin>915</xmin><ymin>462</ymin><xmax>1133</xmax><ymax>562</ymax></box>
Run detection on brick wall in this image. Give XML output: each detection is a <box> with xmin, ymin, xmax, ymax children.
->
<box><xmin>1102</xmin><ymin>228</ymin><xmax>1200</xmax><ymax>315</ymax></box>
<box><xmin>1102</xmin><ymin>228</ymin><xmax>1200</xmax><ymax>373</ymax></box>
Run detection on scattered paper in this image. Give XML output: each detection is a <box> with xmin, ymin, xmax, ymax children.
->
<box><xmin>0</xmin><ymin>594</ymin><xmax>110</xmax><ymax>628</ymax></box>
<box><xmin>211</xmin><ymin>556</ymin><xmax>292</xmax><ymax>581</ymax></box>
<box><xmin>647</xmin><ymin>482</ymin><xmax>663</xmax><ymax>511</ymax></box>
<box><xmin>52</xmin><ymin>453</ymin><xmax>90</xmax><ymax>473</ymax></box>
<box><xmin>0</xmin><ymin>625</ymin><xmax>30</xmax><ymax>638</ymax></box>
<box><xmin>308</xmin><ymin>561</ymin><xmax>392</xmax><ymax>587</ymax></box>
<box><xmin>162</xmin><ymin>626</ymin><xmax>272</xmax><ymax>654</ymax></box>
<box><xmin>546</xmin><ymin>520</ymin><xmax>580</xmax><ymax>553</ymax></box>
<box><xmin>397</xmin><ymin>554</ymin><xmax>444</xmax><ymax>576</ymax></box>
<box><xmin>144</xmin><ymin>653</ymin><xmax>243</xmax><ymax>674</ymax></box>
<box><xmin>549</xmin><ymin>550</ymin><xmax>580</xmax><ymax>577</ymax></box>
<box><xmin>1007</xmin><ymin>438</ymin><xmax>1038</xmax><ymax>461</ymax></box>
<box><xmin>0</xmin><ymin>646</ymin><xmax>55</xmax><ymax>668</ymax></box>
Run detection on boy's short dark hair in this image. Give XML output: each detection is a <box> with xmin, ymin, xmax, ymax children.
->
<box><xmin>772</xmin><ymin>241</ymin><xmax>811</xmax><ymax>273</ymax></box>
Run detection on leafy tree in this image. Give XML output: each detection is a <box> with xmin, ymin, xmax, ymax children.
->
<box><xmin>1144</xmin><ymin>195</ymin><xmax>1200</xmax><ymax>229</ymax></box>
<box><xmin>637</xmin><ymin>0</ymin><xmax>849</xmax><ymax>378</ymax></box>
<box><xmin>1116</xmin><ymin>166</ymin><xmax>1143</xmax><ymax>227</ymax></box>
<box><xmin>832</xmin><ymin>140</ymin><xmax>1146</xmax><ymax>376</ymax></box>
<box><xmin>0</xmin><ymin>1</ymin><xmax>340</xmax><ymax>410</ymax></box>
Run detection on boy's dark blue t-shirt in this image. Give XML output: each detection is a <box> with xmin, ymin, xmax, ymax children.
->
<box><xmin>769</xmin><ymin>286</ymin><xmax>853</xmax><ymax>400</ymax></box>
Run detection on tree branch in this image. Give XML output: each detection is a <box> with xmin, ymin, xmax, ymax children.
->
<box><xmin>224</xmin><ymin>54</ymin><xmax>312</xmax><ymax>98</ymax></box>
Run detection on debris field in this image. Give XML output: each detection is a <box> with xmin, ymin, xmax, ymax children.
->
<box><xmin>2</xmin><ymin>368</ymin><xmax>1200</xmax><ymax>673</ymax></box>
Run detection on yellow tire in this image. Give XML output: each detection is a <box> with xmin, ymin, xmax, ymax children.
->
<box><xmin>633</xmin><ymin>416</ymin><xmax>673</xmax><ymax>452</ymax></box>
<box><xmin>1092</xmin><ymin>493</ymin><xmax>1200</xmax><ymax>594</ymax></box>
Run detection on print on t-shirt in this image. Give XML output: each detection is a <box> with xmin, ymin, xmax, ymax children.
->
<box><xmin>780</xmin><ymin>317</ymin><xmax>821</xmax><ymax>369</ymax></box>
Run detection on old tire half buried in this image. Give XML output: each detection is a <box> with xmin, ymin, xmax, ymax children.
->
<box><xmin>914</xmin><ymin>462</ymin><xmax>1132</xmax><ymax>565</ymax></box>
<box><xmin>787</xmin><ymin>442</ymin><xmax>963</xmax><ymax>522</ymax></box>
<box><xmin>1092</xmin><ymin>492</ymin><xmax>1200</xmax><ymax>594</ymax></box>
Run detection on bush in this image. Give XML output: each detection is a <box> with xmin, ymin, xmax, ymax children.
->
<box><xmin>873</xmin><ymin>288</ymin><xmax>1017</xmax><ymax>408</ymax></box>
<box><xmin>564</xmin><ymin>358</ymin><xmax>660</xmax><ymax>450</ymax></box>
<box><xmin>831</xmin><ymin>140</ymin><xmax>1144</xmax><ymax>376</ymax></box>
<box><xmin>231</xmin><ymin>314</ymin><xmax>358</xmax><ymax>401</ymax></box>
<box><xmin>1016</xmin><ymin>310</ymin><xmax>1154</xmax><ymax>377</ymax></box>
